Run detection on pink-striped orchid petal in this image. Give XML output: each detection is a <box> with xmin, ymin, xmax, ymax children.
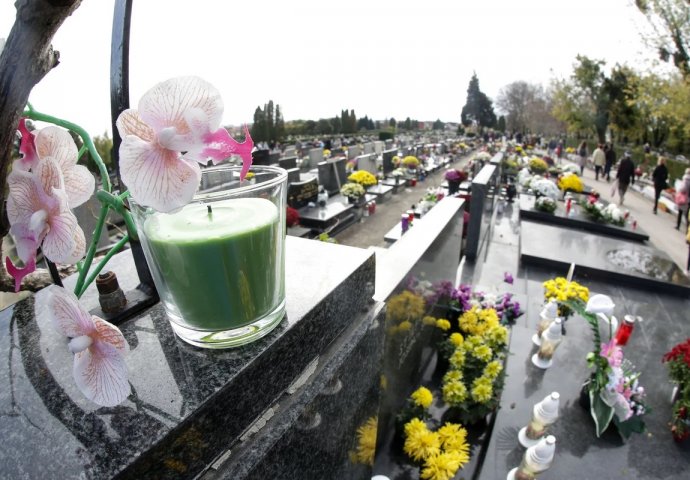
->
<box><xmin>46</xmin><ymin>286</ymin><xmax>130</xmax><ymax>406</ymax></box>
<box><xmin>6</xmin><ymin>160</ymin><xmax>85</xmax><ymax>268</ymax></box>
<box><xmin>5</xmin><ymin>256</ymin><xmax>36</xmax><ymax>292</ymax></box>
<box><xmin>16</xmin><ymin>118</ymin><xmax>38</xmax><ymax>171</ymax></box>
<box><xmin>137</xmin><ymin>76</ymin><xmax>224</xmax><ymax>137</ymax></box>
<box><xmin>119</xmin><ymin>134</ymin><xmax>201</xmax><ymax>213</ymax></box>
<box><xmin>35</xmin><ymin>127</ymin><xmax>95</xmax><ymax>208</ymax></box>
<box><xmin>200</xmin><ymin>124</ymin><xmax>254</xmax><ymax>180</ymax></box>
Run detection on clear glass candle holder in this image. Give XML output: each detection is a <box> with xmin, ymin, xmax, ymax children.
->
<box><xmin>131</xmin><ymin>165</ymin><xmax>287</xmax><ymax>349</ymax></box>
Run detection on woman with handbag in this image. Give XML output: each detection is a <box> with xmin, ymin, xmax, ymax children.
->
<box><xmin>676</xmin><ymin>168</ymin><xmax>690</xmax><ymax>230</ymax></box>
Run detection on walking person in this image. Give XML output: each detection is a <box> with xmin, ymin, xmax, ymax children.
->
<box><xmin>675</xmin><ymin>168</ymin><xmax>690</xmax><ymax>230</ymax></box>
<box><xmin>604</xmin><ymin>143</ymin><xmax>615</xmax><ymax>181</ymax></box>
<box><xmin>592</xmin><ymin>144</ymin><xmax>606</xmax><ymax>181</ymax></box>
<box><xmin>652</xmin><ymin>157</ymin><xmax>669</xmax><ymax>214</ymax></box>
<box><xmin>616</xmin><ymin>152</ymin><xmax>635</xmax><ymax>206</ymax></box>
<box><xmin>578</xmin><ymin>141</ymin><xmax>588</xmax><ymax>176</ymax></box>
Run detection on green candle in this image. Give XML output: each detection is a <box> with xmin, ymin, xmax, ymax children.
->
<box><xmin>142</xmin><ymin>197</ymin><xmax>284</xmax><ymax>331</ymax></box>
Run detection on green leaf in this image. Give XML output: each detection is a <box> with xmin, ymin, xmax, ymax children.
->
<box><xmin>613</xmin><ymin>414</ymin><xmax>646</xmax><ymax>440</ymax></box>
<box><xmin>590</xmin><ymin>389</ymin><xmax>615</xmax><ymax>437</ymax></box>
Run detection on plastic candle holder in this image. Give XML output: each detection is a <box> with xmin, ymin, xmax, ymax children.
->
<box><xmin>131</xmin><ymin>165</ymin><xmax>287</xmax><ymax>349</ymax></box>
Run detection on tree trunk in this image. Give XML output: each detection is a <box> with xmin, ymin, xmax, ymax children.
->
<box><xmin>0</xmin><ymin>0</ymin><xmax>82</xmax><ymax>240</ymax></box>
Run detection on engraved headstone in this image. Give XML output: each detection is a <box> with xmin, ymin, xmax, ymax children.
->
<box><xmin>358</xmin><ymin>153</ymin><xmax>378</xmax><ymax>176</ymax></box>
<box><xmin>363</xmin><ymin>143</ymin><xmax>374</xmax><ymax>155</ymax></box>
<box><xmin>374</xmin><ymin>141</ymin><xmax>384</xmax><ymax>155</ymax></box>
<box><xmin>279</xmin><ymin>156</ymin><xmax>297</xmax><ymax>170</ymax></box>
<box><xmin>287</xmin><ymin>176</ymin><xmax>319</xmax><ymax>208</ymax></box>
<box><xmin>382</xmin><ymin>149</ymin><xmax>397</xmax><ymax>175</ymax></box>
<box><xmin>347</xmin><ymin>145</ymin><xmax>361</xmax><ymax>160</ymax></box>
<box><xmin>318</xmin><ymin>158</ymin><xmax>347</xmax><ymax>195</ymax></box>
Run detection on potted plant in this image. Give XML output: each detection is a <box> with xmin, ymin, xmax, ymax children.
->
<box><xmin>445</xmin><ymin>169</ymin><xmax>468</xmax><ymax>195</ymax></box>
<box><xmin>663</xmin><ymin>338</ymin><xmax>690</xmax><ymax>441</ymax></box>
<box><xmin>340</xmin><ymin>182</ymin><xmax>365</xmax><ymax>204</ymax></box>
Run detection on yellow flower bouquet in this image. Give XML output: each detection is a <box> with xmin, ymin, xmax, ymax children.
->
<box><xmin>557</xmin><ymin>172</ymin><xmax>584</xmax><ymax>192</ymax></box>
<box><xmin>542</xmin><ymin>276</ymin><xmax>589</xmax><ymax>319</ymax></box>
<box><xmin>348</xmin><ymin>170</ymin><xmax>378</xmax><ymax>186</ymax></box>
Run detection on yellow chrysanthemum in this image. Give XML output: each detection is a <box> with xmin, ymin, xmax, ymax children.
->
<box><xmin>471</xmin><ymin>379</ymin><xmax>493</xmax><ymax>404</ymax></box>
<box><xmin>472</xmin><ymin>344</ymin><xmax>493</xmax><ymax>362</ymax></box>
<box><xmin>348</xmin><ymin>170</ymin><xmax>378</xmax><ymax>186</ymax></box>
<box><xmin>443</xmin><ymin>369</ymin><xmax>463</xmax><ymax>383</ymax></box>
<box><xmin>420</xmin><ymin>450</ymin><xmax>468</xmax><ymax>480</ymax></box>
<box><xmin>449</xmin><ymin>332</ymin><xmax>464</xmax><ymax>347</ymax></box>
<box><xmin>398</xmin><ymin>320</ymin><xmax>413</xmax><ymax>332</ymax></box>
<box><xmin>436</xmin><ymin>319</ymin><xmax>451</xmax><ymax>331</ymax></box>
<box><xmin>354</xmin><ymin>416</ymin><xmax>378</xmax><ymax>466</ymax></box>
<box><xmin>412</xmin><ymin>386</ymin><xmax>434</xmax><ymax>409</ymax></box>
<box><xmin>423</xmin><ymin>315</ymin><xmax>438</xmax><ymax>326</ymax></box>
<box><xmin>486</xmin><ymin>325</ymin><xmax>508</xmax><ymax>347</ymax></box>
<box><xmin>465</xmin><ymin>335</ymin><xmax>483</xmax><ymax>348</ymax></box>
<box><xmin>483</xmin><ymin>360</ymin><xmax>503</xmax><ymax>379</ymax></box>
<box><xmin>405</xmin><ymin>417</ymin><xmax>428</xmax><ymax>436</ymax></box>
<box><xmin>437</xmin><ymin>423</ymin><xmax>469</xmax><ymax>454</ymax></box>
<box><xmin>478</xmin><ymin>308</ymin><xmax>499</xmax><ymax>328</ymax></box>
<box><xmin>458</xmin><ymin>308</ymin><xmax>479</xmax><ymax>334</ymax></box>
<box><xmin>449</xmin><ymin>348</ymin><xmax>466</xmax><ymax>369</ymax></box>
<box><xmin>404</xmin><ymin>426</ymin><xmax>441</xmax><ymax>462</ymax></box>
<box><xmin>386</xmin><ymin>290</ymin><xmax>425</xmax><ymax>323</ymax></box>
<box><xmin>442</xmin><ymin>378</ymin><xmax>468</xmax><ymax>405</ymax></box>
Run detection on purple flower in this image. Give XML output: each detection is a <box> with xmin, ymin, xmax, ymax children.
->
<box><xmin>504</xmin><ymin>272</ymin><xmax>514</xmax><ymax>284</ymax></box>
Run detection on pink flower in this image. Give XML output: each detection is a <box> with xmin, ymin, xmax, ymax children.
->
<box><xmin>600</xmin><ymin>339</ymin><xmax>623</xmax><ymax>368</ymax></box>
<box><xmin>5</xmin><ymin>159</ymin><xmax>85</xmax><ymax>291</ymax></box>
<box><xmin>46</xmin><ymin>286</ymin><xmax>130</xmax><ymax>406</ymax></box>
<box><xmin>116</xmin><ymin>76</ymin><xmax>253</xmax><ymax>213</ymax></box>
<box><xmin>16</xmin><ymin>118</ymin><xmax>38</xmax><ymax>171</ymax></box>
<box><xmin>504</xmin><ymin>272</ymin><xmax>514</xmax><ymax>284</ymax></box>
<box><xmin>34</xmin><ymin>126</ymin><xmax>95</xmax><ymax>208</ymax></box>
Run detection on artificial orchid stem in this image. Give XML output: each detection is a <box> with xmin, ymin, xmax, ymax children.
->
<box><xmin>22</xmin><ymin>109</ymin><xmax>111</xmax><ymax>193</ymax></box>
<box><xmin>73</xmin><ymin>203</ymin><xmax>109</xmax><ymax>298</ymax></box>
<box><xmin>76</xmin><ymin>233</ymin><xmax>130</xmax><ymax>298</ymax></box>
<box><xmin>96</xmin><ymin>190</ymin><xmax>138</xmax><ymax>240</ymax></box>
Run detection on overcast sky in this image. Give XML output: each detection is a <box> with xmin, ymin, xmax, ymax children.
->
<box><xmin>1</xmin><ymin>0</ymin><xmax>658</xmax><ymax>136</ymax></box>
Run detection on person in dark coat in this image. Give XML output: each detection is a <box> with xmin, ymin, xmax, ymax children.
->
<box><xmin>616</xmin><ymin>152</ymin><xmax>635</xmax><ymax>206</ymax></box>
<box><xmin>604</xmin><ymin>143</ymin><xmax>615</xmax><ymax>181</ymax></box>
<box><xmin>651</xmin><ymin>157</ymin><xmax>669</xmax><ymax>214</ymax></box>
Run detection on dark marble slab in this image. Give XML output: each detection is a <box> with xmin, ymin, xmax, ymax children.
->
<box><xmin>520</xmin><ymin>221</ymin><xmax>690</xmax><ymax>295</ymax></box>
<box><xmin>466</xmin><ymin>164</ymin><xmax>500</xmax><ymax>260</ymax></box>
<box><xmin>372</xmin><ymin>198</ymin><xmax>468</xmax><ymax>478</ymax></box>
<box><xmin>478</xmin><ymin>269</ymin><xmax>690</xmax><ymax>480</ymax></box>
<box><xmin>519</xmin><ymin>195</ymin><xmax>650</xmax><ymax>242</ymax></box>
<box><xmin>374</xmin><ymin>197</ymin><xmax>465</xmax><ymax>302</ymax></box>
<box><xmin>366</xmin><ymin>184</ymin><xmax>394</xmax><ymax>202</ymax></box>
<box><xmin>0</xmin><ymin>237</ymin><xmax>375</xmax><ymax>479</ymax></box>
<box><xmin>298</xmin><ymin>197</ymin><xmax>355</xmax><ymax>231</ymax></box>
<box><xmin>206</xmin><ymin>302</ymin><xmax>386</xmax><ymax>480</ymax></box>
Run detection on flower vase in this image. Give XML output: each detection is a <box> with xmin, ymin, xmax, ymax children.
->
<box><xmin>448</xmin><ymin>180</ymin><xmax>460</xmax><ymax>195</ymax></box>
<box><xmin>130</xmin><ymin>165</ymin><xmax>287</xmax><ymax>349</ymax></box>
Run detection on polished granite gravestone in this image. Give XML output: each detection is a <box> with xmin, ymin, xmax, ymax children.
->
<box><xmin>478</xmin><ymin>268</ymin><xmax>690</xmax><ymax>480</ymax></box>
<box><xmin>466</xmin><ymin>163</ymin><xmax>500</xmax><ymax>260</ymax></box>
<box><xmin>520</xmin><ymin>220</ymin><xmax>690</xmax><ymax>295</ymax></box>
<box><xmin>371</xmin><ymin>198</ymin><xmax>469</xmax><ymax>478</ymax></box>
<box><xmin>297</xmin><ymin>196</ymin><xmax>356</xmax><ymax>234</ymax></box>
<box><xmin>207</xmin><ymin>303</ymin><xmax>385</xmax><ymax>480</ymax></box>
<box><xmin>0</xmin><ymin>237</ymin><xmax>379</xmax><ymax>479</ymax></box>
<box><xmin>519</xmin><ymin>194</ymin><xmax>650</xmax><ymax>242</ymax></box>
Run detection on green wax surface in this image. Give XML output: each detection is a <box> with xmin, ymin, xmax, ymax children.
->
<box><xmin>144</xmin><ymin>197</ymin><xmax>283</xmax><ymax>330</ymax></box>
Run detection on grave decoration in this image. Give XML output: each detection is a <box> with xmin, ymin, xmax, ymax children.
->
<box><xmin>350</xmin><ymin>416</ymin><xmax>378</xmax><ymax>466</ymax></box>
<box><xmin>528</xmin><ymin>157</ymin><xmax>549</xmax><ymax>175</ymax></box>
<box><xmin>579</xmin><ymin>195</ymin><xmax>625</xmax><ymax>226</ymax></box>
<box><xmin>663</xmin><ymin>338</ymin><xmax>690</xmax><ymax>442</ymax></box>
<box><xmin>562</xmin><ymin>295</ymin><xmax>649</xmax><ymax>439</ymax></box>
<box><xmin>542</xmin><ymin>275</ymin><xmax>589</xmax><ymax>322</ymax></box>
<box><xmin>348</xmin><ymin>170</ymin><xmax>378</xmax><ymax>187</ymax></box>
<box><xmin>557</xmin><ymin>172</ymin><xmax>584</xmax><ymax>193</ymax></box>
<box><xmin>394</xmin><ymin>386</ymin><xmax>471</xmax><ymax>480</ymax></box>
<box><xmin>402</xmin><ymin>155</ymin><xmax>421</xmax><ymax>170</ymax></box>
<box><xmin>534</xmin><ymin>196</ymin><xmax>557</xmax><ymax>214</ymax></box>
<box><xmin>6</xmin><ymin>76</ymin><xmax>284</xmax><ymax>405</ymax></box>
<box><xmin>340</xmin><ymin>182</ymin><xmax>366</xmax><ymax>202</ymax></box>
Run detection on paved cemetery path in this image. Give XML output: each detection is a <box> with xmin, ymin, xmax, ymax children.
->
<box><xmin>334</xmin><ymin>153</ymin><xmax>473</xmax><ymax>249</ymax></box>
<box><xmin>565</xmin><ymin>158</ymin><xmax>689</xmax><ymax>273</ymax></box>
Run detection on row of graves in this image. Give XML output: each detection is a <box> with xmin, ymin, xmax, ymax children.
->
<box><xmin>257</xmin><ymin>138</ymin><xmax>465</xmax><ymax>239</ymax></box>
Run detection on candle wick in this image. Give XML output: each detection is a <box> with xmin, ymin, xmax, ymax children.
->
<box><xmin>207</xmin><ymin>205</ymin><xmax>212</xmax><ymax>216</ymax></box>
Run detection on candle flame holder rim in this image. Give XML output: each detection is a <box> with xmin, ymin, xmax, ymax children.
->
<box><xmin>194</xmin><ymin>164</ymin><xmax>288</xmax><ymax>202</ymax></box>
